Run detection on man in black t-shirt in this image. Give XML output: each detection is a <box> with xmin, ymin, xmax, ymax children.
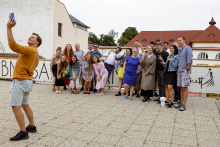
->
<box><xmin>154</xmin><ymin>42</ymin><xmax>169</xmax><ymax>102</ymax></box>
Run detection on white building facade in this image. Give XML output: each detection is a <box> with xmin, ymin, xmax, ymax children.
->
<box><xmin>0</xmin><ymin>0</ymin><xmax>89</xmax><ymax>59</ymax></box>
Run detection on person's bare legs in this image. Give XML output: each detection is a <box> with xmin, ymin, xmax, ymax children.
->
<box><xmin>124</xmin><ymin>84</ymin><xmax>129</xmax><ymax>96</ymax></box>
<box><xmin>12</xmin><ymin>106</ymin><xmax>26</xmax><ymax>131</ymax></box>
<box><xmin>55</xmin><ymin>86</ymin><xmax>58</xmax><ymax>92</ymax></box>
<box><xmin>117</xmin><ymin>78</ymin><xmax>123</xmax><ymax>93</ymax></box>
<box><xmin>84</xmin><ymin>81</ymin><xmax>88</xmax><ymax>93</ymax></box>
<box><xmin>22</xmin><ymin>105</ymin><xmax>34</xmax><ymax>126</ymax></box>
<box><xmin>88</xmin><ymin>81</ymin><xmax>91</xmax><ymax>92</ymax></box>
<box><xmin>165</xmin><ymin>85</ymin><xmax>169</xmax><ymax>102</ymax></box>
<box><xmin>130</xmin><ymin>85</ymin><xmax>135</xmax><ymax>98</ymax></box>
<box><xmin>182</xmin><ymin>87</ymin><xmax>188</xmax><ymax>105</ymax></box>
<box><xmin>136</xmin><ymin>82</ymin><xmax>140</xmax><ymax>95</ymax></box>
<box><xmin>168</xmin><ymin>85</ymin><xmax>174</xmax><ymax>103</ymax></box>
<box><xmin>180</xmin><ymin>87</ymin><xmax>184</xmax><ymax>104</ymax></box>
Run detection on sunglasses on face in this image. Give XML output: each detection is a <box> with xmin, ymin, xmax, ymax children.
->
<box><xmin>94</xmin><ymin>46</ymin><xmax>98</xmax><ymax>48</ymax></box>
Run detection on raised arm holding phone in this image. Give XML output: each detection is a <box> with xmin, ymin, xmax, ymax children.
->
<box><xmin>7</xmin><ymin>15</ymin><xmax>42</xmax><ymax>141</ymax></box>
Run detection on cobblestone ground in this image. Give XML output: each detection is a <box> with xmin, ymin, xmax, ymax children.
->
<box><xmin>0</xmin><ymin>80</ymin><xmax>220</xmax><ymax>147</ymax></box>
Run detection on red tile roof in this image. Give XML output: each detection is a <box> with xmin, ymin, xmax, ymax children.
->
<box><xmin>191</xmin><ymin>17</ymin><xmax>220</xmax><ymax>42</ymax></box>
<box><xmin>125</xmin><ymin>17</ymin><xmax>220</xmax><ymax>47</ymax></box>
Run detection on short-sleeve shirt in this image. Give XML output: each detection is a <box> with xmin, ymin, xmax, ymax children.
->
<box><xmin>90</xmin><ymin>51</ymin><xmax>102</xmax><ymax>58</ymax></box>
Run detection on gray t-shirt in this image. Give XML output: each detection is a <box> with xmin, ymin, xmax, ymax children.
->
<box><xmin>74</xmin><ymin>50</ymin><xmax>84</xmax><ymax>64</ymax></box>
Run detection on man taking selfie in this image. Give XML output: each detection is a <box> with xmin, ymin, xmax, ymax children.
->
<box><xmin>7</xmin><ymin>17</ymin><xmax>41</xmax><ymax>141</ymax></box>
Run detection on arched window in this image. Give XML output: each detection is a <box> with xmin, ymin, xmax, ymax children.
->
<box><xmin>198</xmin><ymin>52</ymin><xmax>208</xmax><ymax>59</ymax></box>
<box><xmin>142</xmin><ymin>39</ymin><xmax>147</xmax><ymax>42</ymax></box>
<box><xmin>215</xmin><ymin>53</ymin><xmax>220</xmax><ymax>59</ymax></box>
<box><xmin>208</xmin><ymin>33</ymin><xmax>215</xmax><ymax>36</ymax></box>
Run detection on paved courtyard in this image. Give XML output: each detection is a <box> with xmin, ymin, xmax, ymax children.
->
<box><xmin>0</xmin><ymin>80</ymin><xmax>220</xmax><ymax>147</ymax></box>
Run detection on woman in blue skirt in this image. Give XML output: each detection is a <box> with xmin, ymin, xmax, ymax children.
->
<box><xmin>123</xmin><ymin>48</ymin><xmax>140</xmax><ymax>100</ymax></box>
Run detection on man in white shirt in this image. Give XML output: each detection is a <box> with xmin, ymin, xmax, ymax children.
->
<box><xmin>163</xmin><ymin>41</ymin><xmax>171</xmax><ymax>55</ymax></box>
<box><xmin>104</xmin><ymin>47</ymin><xmax>122</xmax><ymax>78</ymax></box>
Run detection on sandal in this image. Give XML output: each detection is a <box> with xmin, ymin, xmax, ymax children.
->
<box><xmin>52</xmin><ymin>88</ymin><xmax>56</xmax><ymax>92</ymax></box>
<box><xmin>142</xmin><ymin>97</ymin><xmax>148</xmax><ymax>102</ymax></box>
<box><xmin>84</xmin><ymin>92</ymin><xmax>87</xmax><ymax>94</ymax></box>
<box><xmin>115</xmin><ymin>92</ymin><xmax>121</xmax><ymax>96</ymax></box>
<box><xmin>74</xmin><ymin>91</ymin><xmax>79</xmax><ymax>94</ymax></box>
<box><xmin>70</xmin><ymin>91</ymin><xmax>74</xmax><ymax>94</ymax></box>
<box><xmin>147</xmin><ymin>97</ymin><xmax>151</xmax><ymax>102</ymax></box>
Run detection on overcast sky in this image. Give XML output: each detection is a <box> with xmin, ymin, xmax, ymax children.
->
<box><xmin>59</xmin><ymin>0</ymin><xmax>220</xmax><ymax>40</ymax></box>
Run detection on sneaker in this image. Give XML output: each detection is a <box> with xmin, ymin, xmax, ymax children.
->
<box><xmin>154</xmin><ymin>97</ymin><xmax>160</xmax><ymax>102</ymax></box>
<box><xmin>10</xmin><ymin>131</ymin><xmax>29</xmax><ymax>141</ymax></box>
<box><xmin>96</xmin><ymin>92</ymin><xmax>100</xmax><ymax>95</ymax></box>
<box><xmin>165</xmin><ymin>101</ymin><xmax>169</xmax><ymax>105</ymax></box>
<box><xmin>154</xmin><ymin>92</ymin><xmax>159</xmax><ymax>97</ymax></box>
<box><xmin>55</xmin><ymin>91</ymin><xmax>59</xmax><ymax>94</ymax></box>
<box><xmin>174</xmin><ymin>102</ymin><xmax>182</xmax><ymax>108</ymax></box>
<box><xmin>179</xmin><ymin>104</ymin><xmax>186</xmax><ymax>111</ymax></box>
<box><xmin>125</xmin><ymin>96</ymin><xmax>128</xmax><ymax>99</ymax></box>
<box><xmin>136</xmin><ymin>94</ymin><xmax>140</xmax><ymax>98</ymax></box>
<box><xmin>129</xmin><ymin>98</ymin><xmax>133</xmax><ymax>100</ymax></box>
<box><xmin>80</xmin><ymin>87</ymin><xmax>84</xmax><ymax>91</ymax></box>
<box><xmin>26</xmin><ymin>125</ymin><xmax>37</xmax><ymax>133</ymax></box>
<box><xmin>93</xmin><ymin>89</ymin><xmax>97</xmax><ymax>92</ymax></box>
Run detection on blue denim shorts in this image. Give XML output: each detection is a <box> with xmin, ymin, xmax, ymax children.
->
<box><xmin>10</xmin><ymin>79</ymin><xmax>33</xmax><ymax>106</ymax></box>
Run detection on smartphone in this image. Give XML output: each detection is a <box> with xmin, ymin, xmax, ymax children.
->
<box><xmin>9</xmin><ymin>13</ymin><xmax>15</xmax><ymax>22</ymax></box>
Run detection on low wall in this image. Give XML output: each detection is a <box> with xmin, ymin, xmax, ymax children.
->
<box><xmin>0</xmin><ymin>58</ymin><xmax>219</xmax><ymax>94</ymax></box>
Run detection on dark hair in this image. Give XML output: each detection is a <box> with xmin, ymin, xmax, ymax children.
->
<box><xmin>56</xmin><ymin>47</ymin><xmax>61</xmax><ymax>52</ymax></box>
<box><xmin>88</xmin><ymin>41</ymin><xmax>93</xmax><ymax>45</ymax></box>
<box><xmin>171</xmin><ymin>45</ymin><xmax>178</xmax><ymax>55</ymax></box>
<box><xmin>135</xmin><ymin>40</ymin><xmax>139</xmax><ymax>42</ymax></box>
<box><xmin>126</xmin><ymin>48</ymin><xmax>132</xmax><ymax>56</ymax></box>
<box><xmin>178</xmin><ymin>36</ymin><xmax>186</xmax><ymax>40</ymax></box>
<box><xmin>94</xmin><ymin>43</ymin><xmax>99</xmax><ymax>47</ymax></box>
<box><xmin>69</xmin><ymin>55</ymin><xmax>78</xmax><ymax>67</ymax></box>
<box><xmin>163</xmin><ymin>41</ymin><xmax>169</xmax><ymax>45</ymax></box>
<box><xmin>150</xmin><ymin>41</ymin><xmax>155</xmax><ymax>45</ymax></box>
<box><xmin>32</xmin><ymin>33</ymin><xmax>42</xmax><ymax>47</ymax></box>
<box><xmin>117</xmin><ymin>47</ymin><xmax>122</xmax><ymax>52</ymax></box>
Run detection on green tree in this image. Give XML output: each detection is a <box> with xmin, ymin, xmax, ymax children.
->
<box><xmin>118</xmin><ymin>27</ymin><xmax>138</xmax><ymax>46</ymax></box>
<box><xmin>88</xmin><ymin>32</ymin><xmax>100</xmax><ymax>44</ymax></box>
<box><xmin>101</xmin><ymin>35</ymin><xmax>116</xmax><ymax>46</ymax></box>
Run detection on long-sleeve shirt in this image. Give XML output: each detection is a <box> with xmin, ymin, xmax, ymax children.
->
<box><xmin>69</xmin><ymin>61</ymin><xmax>81</xmax><ymax>77</ymax></box>
<box><xmin>178</xmin><ymin>45</ymin><xmax>193</xmax><ymax>72</ymax></box>
<box><xmin>8</xmin><ymin>41</ymin><xmax>39</xmax><ymax>81</ymax></box>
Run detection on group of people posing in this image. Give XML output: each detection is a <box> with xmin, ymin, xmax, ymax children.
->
<box><xmin>50</xmin><ymin>36</ymin><xmax>192</xmax><ymax>111</ymax></box>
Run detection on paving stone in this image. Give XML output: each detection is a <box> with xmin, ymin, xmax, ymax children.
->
<box><xmin>93</xmin><ymin>134</ymin><xmax>121</xmax><ymax>145</ymax></box>
<box><xmin>116</xmin><ymin>136</ymin><xmax>145</xmax><ymax>147</ymax></box>
<box><xmin>146</xmin><ymin>133</ymin><xmax>172</xmax><ymax>143</ymax></box>
<box><xmin>171</xmin><ymin>135</ymin><xmax>197</xmax><ymax>147</ymax></box>
<box><xmin>1</xmin><ymin>81</ymin><xmax>220</xmax><ymax>146</ymax></box>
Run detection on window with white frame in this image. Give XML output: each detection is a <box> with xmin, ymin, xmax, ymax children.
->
<box><xmin>215</xmin><ymin>53</ymin><xmax>220</xmax><ymax>59</ymax></box>
<box><xmin>198</xmin><ymin>52</ymin><xmax>208</xmax><ymax>59</ymax></box>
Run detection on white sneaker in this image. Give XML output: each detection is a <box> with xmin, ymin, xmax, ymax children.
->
<box><xmin>55</xmin><ymin>91</ymin><xmax>59</xmax><ymax>94</ymax></box>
